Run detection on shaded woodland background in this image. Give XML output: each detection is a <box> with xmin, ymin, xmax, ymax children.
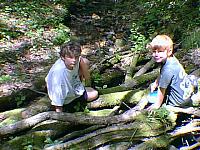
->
<box><xmin>0</xmin><ymin>0</ymin><xmax>200</xmax><ymax>149</ymax></box>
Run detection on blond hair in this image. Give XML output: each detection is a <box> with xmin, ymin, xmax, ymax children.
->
<box><xmin>148</xmin><ymin>35</ymin><xmax>173</xmax><ymax>52</ymax></box>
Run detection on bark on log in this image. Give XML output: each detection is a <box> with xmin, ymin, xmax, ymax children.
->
<box><xmin>165</xmin><ymin>105</ymin><xmax>200</xmax><ymax>117</ymax></box>
<box><xmin>1</xmin><ymin>120</ymin><xmax>72</xmax><ymax>150</ymax></box>
<box><xmin>170</xmin><ymin>119</ymin><xmax>200</xmax><ymax>138</ymax></box>
<box><xmin>179</xmin><ymin>142</ymin><xmax>200</xmax><ymax>150</ymax></box>
<box><xmin>59</xmin><ymin>125</ymin><xmax>106</xmax><ymax>142</ymax></box>
<box><xmin>0</xmin><ymin>89</ymin><xmax>43</xmax><ymax>112</ymax></box>
<box><xmin>91</xmin><ymin>50</ymin><xmax>134</xmax><ymax>72</ymax></box>
<box><xmin>124</xmin><ymin>53</ymin><xmax>139</xmax><ymax>83</ymax></box>
<box><xmin>0</xmin><ymin>112</ymin><xmax>51</xmax><ymax>137</ymax></box>
<box><xmin>123</xmin><ymin>68</ymin><xmax>159</xmax><ymax>87</ymax></box>
<box><xmin>44</xmin><ymin>119</ymin><xmax>172</xmax><ymax>150</ymax></box>
<box><xmin>21</xmin><ymin>96</ymin><xmax>51</xmax><ymax>118</ymax></box>
<box><xmin>0</xmin><ymin>110</ymin><xmax>140</xmax><ymax>137</ymax></box>
<box><xmin>130</xmin><ymin>119</ymin><xmax>200</xmax><ymax>149</ymax></box>
<box><xmin>133</xmin><ymin>58</ymin><xmax>155</xmax><ymax>78</ymax></box>
<box><xmin>95</xmin><ymin>142</ymin><xmax>131</xmax><ymax>150</ymax></box>
<box><xmin>87</xmin><ymin>89</ymin><xmax>148</xmax><ymax>109</ymax></box>
<box><xmin>0</xmin><ymin>108</ymin><xmax>25</xmax><ymax>128</ymax></box>
<box><xmin>22</xmin><ymin>89</ymin><xmax>146</xmax><ymax>118</ymax></box>
<box><xmin>98</xmin><ymin>68</ymin><xmax>159</xmax><ymax>95</ymax></box>
<box><xmin>2</xmin><ymin>99</ymin><xmax>199</xmax><ymax>149</ymax></box>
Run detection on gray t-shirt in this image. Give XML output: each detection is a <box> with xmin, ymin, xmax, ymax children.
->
<box><xmin>159</xmin><ymin>56</ymin><xmax>194</xmax><ymax>106</ymax></box>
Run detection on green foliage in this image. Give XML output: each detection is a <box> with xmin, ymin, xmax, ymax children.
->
<box><xmin>3</xmin><ymin>1</ymin><xmax>67</xmax><ymax>28</ymax></box>
<box><xmin>182</xmin><ymin>28</ymin><xmax>200</xmax><ymax>50</ymax></box>
<box><xmin>83</xmin><ymin>106</ymin><xmax>90</xmax><ymax>113</ymax></box>
<box><xmin>137</xmin><ymin>0</ymin><xmax>200</xmax><ymax>43</ymax></box>
<box><xmin>129</xmin><ymin>23</ymin><xmax>149</xmax><ymax>52</ymax></box>
<box><xmin>22</xmin><ymin>138</ymin><xmax>33</xmax><ymax>150</ymax></box>
<box><xmin>52</xmin><ymin>24</ymin><xmax>70</xmax><ymax>45</ymax></box>
<box><xmin>24</xmin><ymin>145</ymin><xmax>33</xmax><ymax>150</ymax></box>
<box><xmin>73</xmin><ymin>102</ymin><xmax>89</xmax><ymax>112</ymax></box>
<box><xmin>147</xmin><ymin>106</ymin><xmax>171</xmax><ymax>127</ymax></box>
<box><xmin>44</xmin><ymin>137</ymin><xmax>62</xmax><ymax>148</ymax></box>
<box><xmin>91</xmin><ymin>71</ymin><xmax>102</xmax><ymax>86</ymax></box>
<box><xmin>0</xmin><ymin>0</ymin><xmax>72</xmax><ymax>41</ymax></box>
<box><xmin>115</xmin><ymin>54</ymin><xmax>121</xmax><ymax>62</ymax></box>
<box><xmin>15</xmin><ymin>94</ymin><xmax>26</xmax><ymax>107</ymax></box>
<box><xmin>0</xmin><ymin>74</ymin><xmax>12</xmax><ymax>83</ymax></box>
<box><xmin>151</xmin><ymin>107</ymin><xmax>170</xmax><ymax>120</ymax></box>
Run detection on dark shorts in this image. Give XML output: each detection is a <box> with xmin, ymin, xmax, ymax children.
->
<box><xmin>63</xmin><ymin>90</ymin><xmax>88</xmax><ymax>113</ymax></box>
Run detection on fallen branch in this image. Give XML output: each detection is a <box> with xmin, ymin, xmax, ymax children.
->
<box><xmin>124</xmin><ymin>53</ymin><xmax>139</xmax><ymax>83</ymax></box>
<box><xmin>165</xmin><ymin>105</ymin><xmax>200</xmax><ymax>117</ymax></box>
<box><xmin>44</xmin><ymin>119</ymin><xmax>170</xmax><ymax>150</ymax></box>
<box><xmin>98</xmin><ymin>68</ymin><xmax>159</xmax><ymax>95</ymax></box>
<box><xmin>129</xmin><ymin>119</ymin><xmax>200</xmax><ymax>149</ymax></box>
<box><xmin>170</xmin><ymin>119</ymin><xmax>200</xmax><ymax>138</ymax></box>
<box><xmin>179</xmin><ymin>142</ymin><xmax>200</xmax><ymax>150</ymax></box>
<box><xmin>0</xmin><ymin>112</ymin><xmax>51</xmax><ymax>137</ymax></box>
<box><xmin>0</xmin><ymin>109</ymin><xmax>143</xmax><ymax>137</ymax></box>
<box><xmin>87</xmin><ymin>89</ymin><xmax>147</xmax><ymax>109</ymax></box>
<box><xmin>133</xmin><ymin>58</ymin><xmax>155</xmax><ymax>78</ymax></box>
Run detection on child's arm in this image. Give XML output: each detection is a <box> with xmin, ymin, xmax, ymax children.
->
<box><xmin>150</xmin><ymin>75</ymin><xmax>160</xmax><ymax>92</ymax></box>
<box><xmin>79</xmin><ymin>57</ymin><xmax>91</xmax><ymax>86</ymax></box>
<box><xmin>147</xmin><ymin>87</ymin><xmax>166</xmax><ymax>110</ymax></box>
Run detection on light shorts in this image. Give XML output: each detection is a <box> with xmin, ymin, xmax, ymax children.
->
<box><xmin>147</xmin><ymin>91</ymin><xmax>158</xmax><ymax>104</ymax></box>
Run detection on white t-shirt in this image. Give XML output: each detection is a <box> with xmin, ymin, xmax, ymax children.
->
<box><xmin>45</xmin><ymin>58</ymin><xmax>85</xmax><ymax>106</ymax></box>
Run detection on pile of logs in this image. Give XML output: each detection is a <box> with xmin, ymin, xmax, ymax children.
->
<box><xmin>0</xmin><ymin>48</ymin><xmax>199</xmax><ymax>149</ymax></box>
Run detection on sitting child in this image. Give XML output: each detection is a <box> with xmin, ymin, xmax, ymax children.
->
<box><xmin>145</xmin><ymin>35</ymin><xmax>199</xmax><ymax>110</ymax></box>
<box><xmin>45</xmin><ymin>41</ymin><xmax>98</xmax><ymax>112</ymax></box>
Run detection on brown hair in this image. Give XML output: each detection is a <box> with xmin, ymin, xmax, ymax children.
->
<box><xmin>147</xmin><ymin>35</ymin><xmax>173</xmax><ymax>52</ymax></box>
<box><xmin>60</xmin><ymin>41</ymin><xmax>81</xmax><ymax>57</ymax></box>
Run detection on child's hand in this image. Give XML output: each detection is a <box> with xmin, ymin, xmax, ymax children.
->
<box><xmin>146</xmin><ymin>103</ymin><xmax>161</xmax><ymax>111</ymax></box>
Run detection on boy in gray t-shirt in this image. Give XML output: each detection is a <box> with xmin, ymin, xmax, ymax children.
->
<box><xmin>146</xmin><ymin>35</ymin><xmax>199</xmax><ymax>110</ymax></box>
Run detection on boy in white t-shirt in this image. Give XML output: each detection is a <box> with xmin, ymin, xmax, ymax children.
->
<box><xmin>46</xmin><ymin>41</ymin><xmax>98</xmax><ymax>112</ymax></box>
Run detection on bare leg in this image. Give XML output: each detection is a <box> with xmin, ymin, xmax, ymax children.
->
<box><xmin>85</xmin><ymin>87</ymin><xmax>98</xmax><ymax>101</ymax></box>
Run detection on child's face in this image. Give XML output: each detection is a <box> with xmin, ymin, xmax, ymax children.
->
<box><xmin>152</xmin><ymin>49</ymin><xmax>168</xmax><ymax>63</ymax></box>
<box><xmin>62</xmin><ymin>55</ymin><xmax>80</xmax><ymax>70</ymax></box>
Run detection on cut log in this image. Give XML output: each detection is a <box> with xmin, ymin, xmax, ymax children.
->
<box><xmin>0</xmin><ymin>108</ymin><xmax>25</xmax><ymax>128</ymax></box>
<box><xmin>170</xmin><ymin>119</ymin><xmax>200</xmax><ymax>138</ymax></box>
<box><xmin>59</xmin><ymin>125</ymin><xmax>106</xmax><ymax>142</ymax></box>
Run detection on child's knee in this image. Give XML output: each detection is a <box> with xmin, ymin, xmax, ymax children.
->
<box><xmin>191</xmin><ymin>92</ymin><xmax>200</xmax><ymax>106</ymax></box>
<box><xmin>87</xmin><ymin>89</ymin><xmax>98</xmax><ymax>101</ymax></box>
